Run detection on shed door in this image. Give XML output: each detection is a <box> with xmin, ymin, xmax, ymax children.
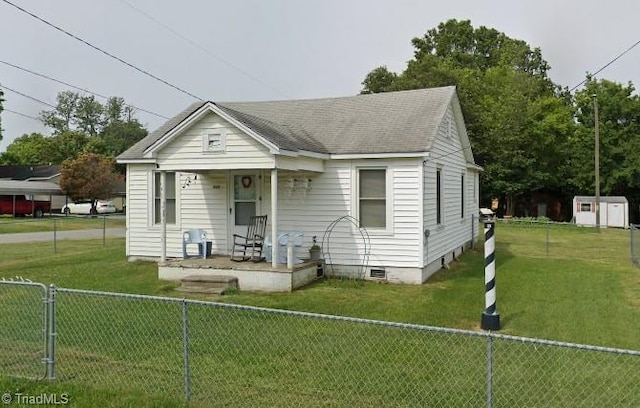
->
<box><xmin>537</xmin><ymin>203</ymin><xmax>547</xmax><ymax>218</ymax></box>
<box><xmin>607</xmin><ymin>203</ymin><xmax>625</xmax><ymax>228</ymax></box>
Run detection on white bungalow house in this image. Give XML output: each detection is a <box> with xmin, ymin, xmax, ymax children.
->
<box><xmin>117</xmin><ymin>86</ymin><xmax>482</xmax><ymax>288</ymax></box>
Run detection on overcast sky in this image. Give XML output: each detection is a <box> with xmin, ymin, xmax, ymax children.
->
<box><xmin>1</xmin><ymin>0</ymin><xmax>639</xmax><ymax>152</ymax></box>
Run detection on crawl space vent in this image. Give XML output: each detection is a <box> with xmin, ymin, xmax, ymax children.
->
<box><xmin>370</xmin><ymin>268</ymin><xmax>386</xmax><ymax>279</ymax></box>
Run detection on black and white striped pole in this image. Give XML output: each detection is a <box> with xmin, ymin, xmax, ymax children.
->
<box><xmin>481</xmin><ymin>220</ymin><xmax>500</xmax><ymax>330</ymax></box>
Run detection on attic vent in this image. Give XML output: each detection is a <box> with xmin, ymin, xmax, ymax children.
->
<box><xmin>370</xmin><ymin>268</ymin><xmax>386</xmax><ymax>279</ymax></box>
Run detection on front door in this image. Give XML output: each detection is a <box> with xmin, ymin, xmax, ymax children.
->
<box><xmin>230</xmin><ymin>173</ymin><xmax>262</xmax><ymax>240</ymax></box>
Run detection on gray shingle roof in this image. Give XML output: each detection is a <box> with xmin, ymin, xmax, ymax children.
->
<box><xmin>118</xmin><ymin>86</ymin><xmax>457</xmax><ymax>160</ymax></box>
<box><xmin>574</xmin><ymin>196</ymin><xmax>628</xmax><ymax>203</ymax></box>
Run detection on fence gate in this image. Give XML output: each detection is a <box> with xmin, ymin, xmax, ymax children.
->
<box><xmin>0</xmin><ymin>280</ymin><xmax>49</xmax><ymax>380</ymax></box>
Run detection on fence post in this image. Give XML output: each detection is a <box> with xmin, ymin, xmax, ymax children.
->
<box><xmin>46</xmin><ymin>284</ymin><xmax>57</xmax><ymax>381</ymax></box>
<box><xmin>472</xmin><ymin>214</ymin><xmax>476</xmax><ymax>250</ymax></box>
<box><xmin>53</xmin><ymin>219</ymin><xmax>57</xmax><ymax>253</ymax></box>
<box><xmin>631</xmin><ymin>225</ymin><xmax>635</xmax><ymax>264</ymax></box>
<box><xmin>182</xmin><ymin>299</ymin><xmax>191</xmax><ymax>403</ymax></box>
<box><xmin>103</xmin><ymin>215</ymin><xmax>106</xmax><ymax>245</ymax></box>
<box><xmin>481</xmin><ymin>220</ymin><xmax>500</xmax><ymax>330</ymax></box>
<box><xmin>486</xmin><ymin>334</ymin><xmax>494</xmax><ymax>408</ymax></box>
<box><xmin>546</xmin><ymin>221</ymin><xmax>550</xmax><ymax>256</ymax></box>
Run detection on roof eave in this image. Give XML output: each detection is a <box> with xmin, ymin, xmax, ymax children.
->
<box><xmin>143</xmin><ymin>102</ymin><xmax>282</xmax><ymax>158</ymax></box>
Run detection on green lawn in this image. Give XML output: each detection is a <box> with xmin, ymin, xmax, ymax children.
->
<box><xmin>0</xmin><ymin>225</ymin><xmax>638</xmax><ymax>406</ymax></box>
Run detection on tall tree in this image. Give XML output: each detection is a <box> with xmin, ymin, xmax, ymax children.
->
<box><xmin>361</xmin><ymin>19</ymin><xmax>575</xmax><ymax>215</ymax></box>
<box><xmin>75</xmin><ymin>95</ymin><xmax>104</xmax><ymax>136</ymax></box>
<box><xmin>572</xmin><ymin>78</ymin><xmax>640</xmax><ymax>201</ymax></box>
<box><xmin>0</xmin><ymin>133</ymin><xmax>54</xmax><ymax>165</ymax></box>
<box><xmin>87</xmin><ymin>120</ymin><xmax>147</xmax><ymax>157</ymax></box>
<box><xmin>41</xmin><ymin>91</ymin><xmax>79</xmax><ymax>134</ymax></box>
<box><xmin>60</xmin><ymin>153</ymin><xmax>119</xmax><ymax>214</ymax></box>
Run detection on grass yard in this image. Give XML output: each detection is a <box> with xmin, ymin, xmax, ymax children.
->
<box><xmin>0</xmin><ymin>224</ymin><xmax>639</xmax><ymax>406</ymax></box>
<box><xmin>0</xmin><ymin>215</ymin><xmax>125</xmax><ymax>234</ymax></box>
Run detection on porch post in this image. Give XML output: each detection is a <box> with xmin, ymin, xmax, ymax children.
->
<box><xmin>160</xmin><ymin>170</ymin><xmax>167</xmax><ymax>262</ymax></box>
<box><xmin>271</xmin><ymin>169</ymin><xmax>278</xmax><ymax>268</ymax></box>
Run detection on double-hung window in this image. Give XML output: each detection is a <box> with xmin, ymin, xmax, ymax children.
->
<box><xmin>154</xmin><ymin>172</ymin><xmax>176</xmax><ymax>224</ymax></box>
<box><xmin>358</xmin><ymin>169</ymin><xmax>386</xmax><ymax>229</ymax></box>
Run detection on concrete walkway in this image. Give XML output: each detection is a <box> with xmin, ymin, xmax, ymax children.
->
<box><xmin>0</xmin><ymin>228</ymin><xmax>126</xmax><ymax>244</ymax></box>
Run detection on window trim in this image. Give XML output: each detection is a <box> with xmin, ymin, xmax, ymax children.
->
<box><xmin>355</xmin><ymin>166</ymin><xmax>393</xmax><ymax>234</ymax></box>
<box><xmin>436</xmin><ymin>167</ymin><xmax>443</xmax><ymax>225</ymax></box>
<box><xmin>202</xmin><ymin>129</ymin><xmax>227</xmax><ymax>153</ymax></box>
<box><xmin>151</xmin><ymin>171</ymin><xmax>178</xmax><ymax>227</ymax></box>
<box><xmin>461</xmin><ymin>174</ymin><xmax>465</xmax><ymax>219</ymax></box>
<box><xmin>580</xmin><ymin>202</ymin><xmax>592</xmax><ymax>212</ymax></box>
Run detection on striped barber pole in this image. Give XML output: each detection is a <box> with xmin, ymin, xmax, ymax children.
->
<box><xmin>481</xmin><ymin>220</ymin><xmax>500</xmax><ymax>330</ymax></box>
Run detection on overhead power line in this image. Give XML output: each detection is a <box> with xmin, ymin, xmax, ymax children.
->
<box><xmin>1</xmin><ymin>0</ymin><xmax>203</xmax><ymax>101</ymax></box>
<box><xmin>3</xmin><ymin>108</ymin><xmax>40</xmax><ymax>121</ymax></box>
<box><xmin>0</xmin><ymin>59</ymin><xmax>169</xmax><ymax>119</ymax></box>
<box><xmin>569</xmin><ymin>39</ymin><xmax>640</xmax><ymax>92</ymax></box>
<box><xmin>1</xmin><ymin>85</ymin><xmax>56</xmax><ymax>108</ymax></box>
<box><xmin>118</xmin><ymin>0</ymin><xmax>289</xmax><ymax>99</ymax></box>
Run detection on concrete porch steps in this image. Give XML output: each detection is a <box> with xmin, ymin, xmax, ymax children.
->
<box><xmin>176</xmin><ymin>275</ymin><xmax>239</xmax><ymax>295</ymax></box>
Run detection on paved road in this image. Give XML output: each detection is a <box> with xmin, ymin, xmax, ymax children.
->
<box><xmin>0</xmin><ymin>228</ymin><xmax>126</xmax><ymax>244</ymax></box>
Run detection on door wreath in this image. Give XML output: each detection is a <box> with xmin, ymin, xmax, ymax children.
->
<box><xmin>241</xmin><ymin>176</ymin><xmax>252</xmax><ymax>188</ymax></box>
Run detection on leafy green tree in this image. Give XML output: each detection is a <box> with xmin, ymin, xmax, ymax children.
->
<box><xmin>60</xmin><ymin>153</ymin><xmax>119</xmax><ymax>214</ymax></box>
<box><xmin>75</xmin><ymin>95</ymin><xmax>104</xmax><ymax>136</ymax></box>
<box><xmin>361</xmin><ymin>66</ymin><xmax>398</xmax><ymax>94</ymax></box>
<box><xmin>50</xmin><ymin>131</ymin><xmax>91</xmax><ymax>163</ymax></box>
<box><xmin>89</xmin><ymin>120</ymin><xmax>147</xmax><ymax>157</ymax></box>
<box><xmin>361</xmin><ymin>19</ymin><xmax>575</xmax><ymax>215</ymax></box>
<box><xmin>572</xmin><ymin>78</ymin><xmax>640</xmax><ymax>200</ymax></box>
<box><xmin>41</xmin><ymin>91</ymin><xmax>79</xmax><ymax>134</ymax></box>
<box><xmin>0</xmin><ymin>133</ymin><xmax>54</xmax><ymax>165</ymax></box>
<box><xmin>0</xmin><ymin>90</ymin><xmax>150</xmax><ymax>165</ymax></box>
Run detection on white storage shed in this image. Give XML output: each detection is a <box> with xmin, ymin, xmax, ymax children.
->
<box><xmin>573</xmin><ymin>196</ymin><xmax>629</xmax><ymax>228</ymax></box>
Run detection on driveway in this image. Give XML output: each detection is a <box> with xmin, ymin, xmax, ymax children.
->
<box><xmin>0</xmin><ymin>228</ymin><xmax>126</xmax><ymax>244</ymax></box>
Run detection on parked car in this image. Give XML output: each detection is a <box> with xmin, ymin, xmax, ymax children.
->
<box><xmin>0</xmin><ymin>195</ymin><xmax>51</xmax><ymax>218</ymax></box>
<box><xmin>61</xmin><ymin>200</ymin><xmax>117</xmax><ymax>215</ymax></box>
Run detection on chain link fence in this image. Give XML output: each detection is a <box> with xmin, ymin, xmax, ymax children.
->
<box><xmin>0</xmin><ymin>215</ymin><xmax>125</xmax><ymax>251</ymax></box>
<box><xmin>1</xmin><ymin>281</ymin><xmax>639</xmax><ymax>407</ymax></box>
<box><xmin>493</xmin><ymin>218</ymin><xmax>635</xmax><ymax>264</ymax></box>
<box><xmin>631</xmin><ymin>224</ymin><xmax>640</xmax><ymax>266</ymax></box>
<box><xmin>0</xmin><ymin>280</ymin><xmax>49</xmax><ymax>380</ymax></box>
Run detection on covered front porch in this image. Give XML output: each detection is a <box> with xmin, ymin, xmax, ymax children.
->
<box><xmin>158</xmin><ymin>256</ymin><xmax>323</xmax><ymax>292</ymax></box>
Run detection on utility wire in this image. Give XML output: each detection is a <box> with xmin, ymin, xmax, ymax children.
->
<box><xmin>1</xmin><ymin>0</ymin><xmax>203</xmax><ymax>101</ymax></box>
<box><xmin>1</xmin><ymin>85</ymin><xmax>56</xmax><ymax>108</ymax></box>
<box><xmin>3</xmin><ymin>108</ymin><xmax>40</xmax><ymax>121</ymax></box>
<box><xmin>0</xmin><ymin>59</ymin><xmax>169</xmax><ymax>119</ymax></box>
<box><xmin>118</xmin><ymin>0</ymin><xmax>289</xmax><ymax>99</ymax></box>
<box><xmin>430</xmin><ymin>143</ymin><xmax>474</xmax><ymax>161</ymax></box>
<box><xmin>569</xmin><ymin>39</ymin><xmax>640</xmax><ymax>92</ymax></box>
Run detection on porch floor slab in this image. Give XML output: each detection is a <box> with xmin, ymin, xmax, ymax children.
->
<box><xmin>158</xmin><ymin>256</ymin><xmax>321</xmax><ymax>292</ymax></box>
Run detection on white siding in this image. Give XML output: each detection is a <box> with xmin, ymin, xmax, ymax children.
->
<box><xmin>155</xmin><ymin>111</ymin><xmax>275</xmax><ymax>170</ymax></box>
<box><xmin>126</xmin><ymin>163</ymin><xmax>157</xmax><ymax>257</ymax></box>
<box><xmin>265</xmin><ymin>159</ymin><xmax>423</xmax><ymax>268</ymax></box>
<box><xmin>423</xmin><ymin>105</ymin><xmax>478</xmax><ymax>266</ymax></box>
<box><xmin>179</xmin><ymin>172</ymin><xmax>228</xmax><ymax>254</ymax></box>
<box><xmin>126</xmin><ymin>167</ymin><xmax>231</xmax><ymax>258</ymax></box>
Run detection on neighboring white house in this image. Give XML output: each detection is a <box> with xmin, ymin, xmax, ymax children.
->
<box><xmin>117</xmin><ymin>86</ymin><xmax>482</xmax><ymax>284</ymax></box>
<box><xmin>573</xmin><ymin>196</ymin><xmax>629</xmax><ymax>228</ymax></box>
